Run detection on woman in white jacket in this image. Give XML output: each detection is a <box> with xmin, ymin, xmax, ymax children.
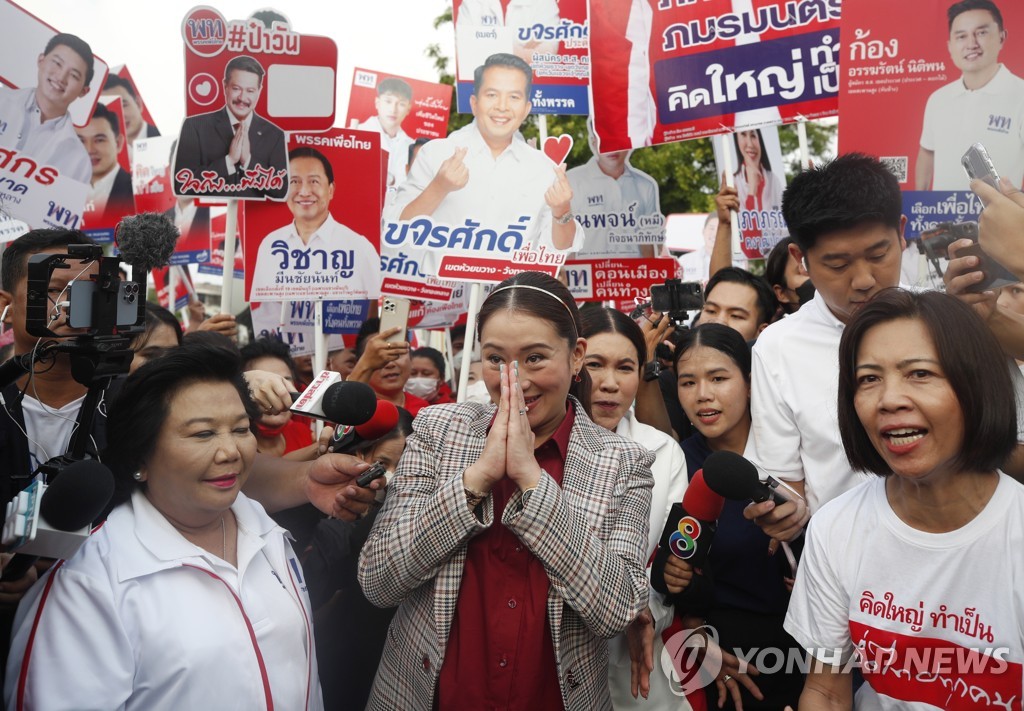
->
<box><xmin>5</xmin><ymin>336</ymin><xmax>322</xmax><ymax>711</ymax></box>
<box><xmin>579</xmin><ymin>306</ymin><xmax>690</xmax><ymax>709</ymax></box>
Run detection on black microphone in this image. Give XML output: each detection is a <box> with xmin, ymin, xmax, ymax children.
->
<box><xmin>702</xmin><ymin>450</ymin><xmax>789</xmax><ymax>506</ymax></box>
<box><xmin>290</xmin><ymin>375</ymin><xmax>377</xmax><ymax>424</ymax></box>
<box><xmin>651</xmin><ymin>469</ymin><xmax>722</xmax><ymax>613</ymax></box>
<box><xmin>1</xmin><ymin>460</ymin><xmax>115</xmax><ymax>582</ymax></box>
<box><xmin>114</xmin><ymin>212</ymin><xmax>179</xmax><ymax>274</ymax></box>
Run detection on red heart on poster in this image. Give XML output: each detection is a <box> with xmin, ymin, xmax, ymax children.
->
<box><xmin>543</xmin><ymin>134</ymin><xmax>573</xmax><ymax>165</ymax></box>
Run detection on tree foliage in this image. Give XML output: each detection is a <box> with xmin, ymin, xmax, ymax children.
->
<box><xmin>425</xmin><ymin>6</ymin><xmax>837</xmax><ymax>216</ymax></box>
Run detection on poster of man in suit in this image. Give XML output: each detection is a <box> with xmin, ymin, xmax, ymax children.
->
<box><xmin>172</xmin><ymin>55</ymin><xmax>288</xmax><ymax>200</ymax></box>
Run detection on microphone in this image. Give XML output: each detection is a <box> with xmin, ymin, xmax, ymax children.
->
<box><xmin>702</xmin><ymin>450</ymin><xmax>790</xmax><ymax>506</ymax></box>
<box><xmin>1</xmin><ymin>460</ymin><xmax>115</xmax><ymax>582</ymax></box>
<box><xmin>114</xmin><ymin>212</ymin><xmax>179</xmax><ymax>274</ymax></box>
<box><xmin>328</xmin><ymin>399</ymin><xmax>400</xmax><ymax>455</ymax></box>
<box><xmin>651</xmin><ymin>469</ymin><xmax>722</xmax><ymax>612</ymax></box>
<box><xmin>290</xmin><ymin>371</ymin><xmax>377</xmax><ymax>425</ymax></box>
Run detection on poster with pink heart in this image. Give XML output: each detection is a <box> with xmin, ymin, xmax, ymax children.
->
<box><xmin>172</xmin><ymin>6</ymin><xmax>338</xmax><ymax>202</ymax></box>
<box><xmin>381</xmin><ymin>128</ymin><xmax>584</xmax><ymax>285</ymax></box>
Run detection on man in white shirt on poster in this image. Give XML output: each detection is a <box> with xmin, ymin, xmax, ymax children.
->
<box><xmin>250</xmin><ymin>147</ymin><xmax>379</xmax><ymax>301</ymax></box>
<box><xmin>359</xmin><ymin>78</ymin><xmax>415</xmax><ymax>190</ymax></box>
<box><xmin>0</xmin><ymin>33</ymin><xmax>94</xmax><ymax>184</ymax></box>
<box><xmin>387</xmin><ymin>53</ymin><xmax>583</xmax><ymax>273</ymax></box>
<box><xmin>568</xmin><ymin>119</ymin><xmax>661</xmax><ymax>259</ymax></box>
<box><xmin>916</xmin><ymin>0</ymin><xmax>1024</xmax><ymax>189</ymax></box>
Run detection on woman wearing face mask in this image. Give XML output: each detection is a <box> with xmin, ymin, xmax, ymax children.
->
<box><xmin>657</xmin><ymin>323</ymin><xmax>804</xmax><ymax>710</ymax></box>
<box><xmin>349</xmin><ymin>324</ymin><xmax>430</xmax><ymax>416</ymax></box>
<box><xmin>305</xmin><ymin>409</ymin><xmax>413</xmax><ymax>711</ymax></box>
<box><xmin>579</xmin><ymin>306</ymin><xmax>690</xmax><ymax>707</ymax></box>
<box><xmin>359</xmin><ymin>271</ymin><xmax>655</xmax><ymax>711</ymax></box>
<box><xmin>408</xmin><ymin>347</ymin><xmax>454</xmax><ymax>405</ymax></box>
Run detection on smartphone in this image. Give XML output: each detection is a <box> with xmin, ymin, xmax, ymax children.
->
<box><xmin>379</xmin><ymin>297</ymin><xmax>410</xmax><ymax>343</ymax></box>
<box><xmin>356</xmin><ymin>461</ymin><xmax>388</xmax><ymax>487</ymax></box>
<box><xmin>962</xmin><ymin>142</ymin><xmax>1000</xmax><ymax>191</ymax></box>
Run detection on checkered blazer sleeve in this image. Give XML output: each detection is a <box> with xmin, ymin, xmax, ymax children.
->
<box><xmin>358</xmin><ymin>405</ymin><xmax>490</xmax><ymax>609</ymax></box>
<box><xmin>504</xmin><ymin>438</ymin><xmax>656</xmax><ymax>638</ymax></box>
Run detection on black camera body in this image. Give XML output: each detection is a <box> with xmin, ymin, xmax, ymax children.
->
<box><xmin>650</xmin><ymin>279</ymin><xmax>704</xmax><ymax>322</ymax></box>
<box><xmin>919</xmin><ymin>221</ymin><xmax>1018</xmax><ymax>292</ymax></box>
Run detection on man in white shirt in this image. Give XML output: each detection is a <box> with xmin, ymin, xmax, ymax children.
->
<box><xmin>250</xmin><ymin>147</ymin><xmax>379</xmax><ymax>301</ymax></box>
<box><xmin>568</xmin><ymin>119</ymin><xmax>662</xmax><ymax>258</ymax></box>
<box><xmin>387</xmin><ymin>53</ymin><xmax>583</xmax><ymax>274</ymax></box>
<box><xmin>358</xmin><ymin>78</ymin><xmax>415</xmax><ymax>191</ymax></box>
<box><xmin>748</xmin><ymin>153</ymin><xmax>1024</xmax><ymax>541</ymax></box>
<box><xmin>0</xmin><ymin>33</ymin><xmax>94</xmax><ymax>185</ymax></box>
<box><xmin>747</xmin><ymin>154</ymin><xmax>908</xmax><ymax>536</ymax></box>
<box><xmin>76</xmin><ymin>103</ymin><xmax>133</xmax><ymax>225</ymax></box>
<box><xmin>916</xmin><ymin>0</ymin><xmax>1024</xmax><ymax>189</ymax></box>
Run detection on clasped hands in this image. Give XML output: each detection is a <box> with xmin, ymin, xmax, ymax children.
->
<box><xmin>463</xmin><ymin>361</ymin><xmax>542</xmax><ymax>497</ymax></box>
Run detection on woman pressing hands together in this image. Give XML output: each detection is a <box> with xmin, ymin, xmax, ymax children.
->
<box><xmin>358</xmin><ymin>271</ymin><xmax>655</xmax><ymax>711</ymax></box>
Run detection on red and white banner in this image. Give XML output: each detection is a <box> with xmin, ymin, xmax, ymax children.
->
<box><xmin>81</xmin><ymin>97</ymin><xmax>136</xmax><ymax>242</ymax></box>
<box><xmin>243</xmin><ymin>128</ymin><xmax>382</xmax><ymax>301</ymax></box>
<box><xmin>562</xmin><ymin>257</ymin><xmax>679</xmax><ymax>302</ymax></box>
<box><xmin>711</xmin><ymin>126</ymin><xmax>788</xmax><ymax>259</ymax></box>
<box><xmin>838</xmin><ymin>0</ymin><xmax>1024</xmax><ymax>242</ymax></box>
<box><xmin>0</xmin><ymin>0</ymin><xmax>110</xmax><ymax>229</ymax></box>
<box><xmin>174</xmin><ymin>6</ymin><xmax>338</xmax><ymax>201</ymax></box>
<box><xmin>589</xmin><ymin>0</ymin><xmax>840</xmax><ymax>152</ymax></box>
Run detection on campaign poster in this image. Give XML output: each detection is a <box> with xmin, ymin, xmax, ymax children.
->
<box><xmin>152</xmin><ymin>264</ymin><xmax>193</xmax><ymax>312</ymax></box>
<box><xmin>380</xmin><ymin>247</ymin><xmax>461</xmax><ymax>303</ymax></box>
<box><xmin>250</xmin><ymin>299</ymin><xmax>348</xmax><ymax>357</ymax></box>
<box><xmin>711</xmin><ymin>125</ymin><xmax>788</xmax><ymax>259</ymax></box>
<box><xmin>133</xmin><ymin>135</ymin><xmax>214</xmax><ymax>264</ymax></box>
<box><xmin>838</xmin><ymin>0</ymin><xmax>1024</xmax><ymax>240</ymax></box>
<box><xmin>453</xmin><ymin>0</ymin><xmax>590</xmax><ymax>115</ymax></box>
<box><xmin>174</xmin><ymin>6</ymin><xmax>339</xmax><ymax>202</ymax></box>
<box><xmin>80</xmin><ymin>97</ymin><xmax>135</xmax><ymax>242</ymax></box>
<box><xmin>409</xmin><ymin>282</ymin><xmax>470</xmax><ymax>329</ymax></box>
<box><xmin>346</xmin><ymin>68</ymin><xmax>452</xmax><ymax>190</ymax></box>
<box><xmin>243</xmin><ymin>128</ymin><xmax>382</xmax><ymax>301</ymax></box>
<box><xmin>108</xmin><ymin>65</ymin><xmax>162</xmax><ymax>150</ymax></box>
<box><xmin>563</xmin><ymin>257</ymin><xmax>678</xmax><ymax>301</ymax></box>
<box><xmin>0</xmin><ymin>0</ymin><xmax>111</xmax><ymax>230</ymax></box>
<box><xmin>589</xmin><ymin>0</ymin><xmax>841</xmax><ymax>152</ymax></box>
<box><xmin>383</xmin><ymin>121</ymin><xmax>584</xmax><ymax>284</ymax></box>
<box><xmin>566</xmin><ymin>141</ymin><xmax>665</xmax><ymax>259</ymax></box>
<box><xmin>198</xmin><ymin>206</ymin><xmax>244</xmax><ymax>279</ymax></box>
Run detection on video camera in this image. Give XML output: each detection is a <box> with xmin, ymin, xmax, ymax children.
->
<box><xmin>4</xmin><ymin>244</ymin><xmax>146</xmax><ymax>479</ymax></box>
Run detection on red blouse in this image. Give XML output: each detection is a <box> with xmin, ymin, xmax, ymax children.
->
<box><xmin>436</xmin><ymin>404</ymin><xmax>576</xmax><ymax>710</ymax></box>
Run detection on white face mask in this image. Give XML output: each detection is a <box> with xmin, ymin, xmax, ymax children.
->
<box><xmin>405</xmin><ymin>376</ymin><xmax>439</xmax><ymax>401</ymax></box>
<box><xmin>463</xmin><ymin>379</ymin><xmax>491</xmax><ymax>405</ymax></box>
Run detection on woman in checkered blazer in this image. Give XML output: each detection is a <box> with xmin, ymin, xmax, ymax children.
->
<box><xmin>359</xmin><ymin>271</ymin><xmax>656</xmax><ymax>710</ymax></box>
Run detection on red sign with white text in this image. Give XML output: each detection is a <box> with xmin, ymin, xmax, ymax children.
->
<box><xmin>562</xmin><ymin>257</ymin><xmax>679</xmax><ymax>302</ymax></box>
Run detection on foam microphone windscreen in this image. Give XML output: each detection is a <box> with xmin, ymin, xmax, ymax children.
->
<box><xmin>40</xmin><ymin>460</ymin><xmax>115</xmax><ymax>531</ymax></box>
<box><xmin>682</xmin><ymin>470</ymin><xmax>726</xmax><ymax>521</ymax></box>
<box><xmin>355</xmin><ymin>400</ymin><xmax>400</xmax><ymax>441</ymax></box>
<box><xmin>115</xmin><ymin>212</ymin><xmax>179</xmax><ymax>273</ymax></box>
<box><xmin>702</xmin><ymin>450</ymin><xmax>764</xmax><ymax>501</ymax></box>
<box><xmin>320</xmin><ymin>381</ymin><xmax>377</xmax><ymax>426</ymax></box>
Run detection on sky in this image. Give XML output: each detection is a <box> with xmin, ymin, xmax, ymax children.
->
<box><xmin>28</xmin><ymin>0</ymin><xmax>456</xmax><ymax>134</ymax></box>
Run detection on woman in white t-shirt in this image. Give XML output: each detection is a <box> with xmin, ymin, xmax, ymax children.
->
<box><xmin>785</xmin><ymin>288</ymin><xmax>1024</xmax><ymax>710</ymax></box>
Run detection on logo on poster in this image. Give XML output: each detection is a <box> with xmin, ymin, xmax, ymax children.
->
<box><xmin>183</xmin><ymin>7</ymin><xmax>228</xmax><ymax>57</ymax></box>
<box><xmin>988</xmin><ymin>114</ymin><xmax>1012</xmax><ymax>135</ymax></box>
<box><xmin>355</xmin><ymin>71</ymin><xmax>377</xmax><ymax>88</ymax></box>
